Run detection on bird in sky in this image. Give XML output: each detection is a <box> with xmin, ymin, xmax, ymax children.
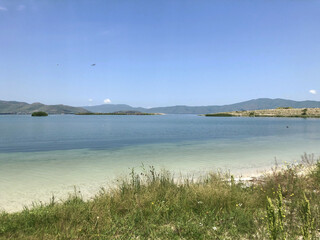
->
<box><xmin>91</xmin><ymin>64</ymin><xmax>96</xmax><ymax>66</ymax></box>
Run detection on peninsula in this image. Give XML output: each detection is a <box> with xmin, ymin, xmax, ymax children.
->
<box><xmin>75</xmin><ymin>111</ymin><xmax>163</xmax><ymax>115</ymax></box>
<box><xmin>204</xmin><ymin>108</ymin><xmax>320</xmax><ymax>118</ymax></box>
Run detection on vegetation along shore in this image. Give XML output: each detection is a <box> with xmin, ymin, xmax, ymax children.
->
<box><xmin>204</xmin><ymin>108</ymin><xmax>320</xmax><ymax>118</ymax></box>
<box><xmin>0</xmin><ymin>155</ymin><xmax>319</xmax><ymax>239</ymax></box>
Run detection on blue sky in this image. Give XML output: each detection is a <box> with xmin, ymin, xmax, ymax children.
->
<box><xmin>0</xmin><ymin>0</ymin><xmax>320</xmax><ymax>107</ymax></box>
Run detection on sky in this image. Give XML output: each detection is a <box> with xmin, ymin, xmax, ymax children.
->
<box><xmin>0</xmin><ymin>0</ymin><xmax>320</xmax><ymax>107</ymax></box>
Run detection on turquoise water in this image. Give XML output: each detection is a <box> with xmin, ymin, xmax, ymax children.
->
<box><xmin>1</xmin><ymin>115</ymin><xmax>320</xmax><ymax>212</ymax></box>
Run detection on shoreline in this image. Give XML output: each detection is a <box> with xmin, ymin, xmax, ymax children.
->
<box><xmin>0</xmin><ymin>158</ymin><xmax>313</xmax><ymax>214</ymax></box>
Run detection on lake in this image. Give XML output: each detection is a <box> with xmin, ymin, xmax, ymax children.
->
<box><xmin>0</xmin><ymin>114</ymin><xmax>319</xmax><ymax>212</ymax></box>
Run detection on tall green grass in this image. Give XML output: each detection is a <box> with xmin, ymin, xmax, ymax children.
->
<box><xmin>0</xmin><ymin>156</ymin><xmax>319</xmax><ymax>239</ymax></box>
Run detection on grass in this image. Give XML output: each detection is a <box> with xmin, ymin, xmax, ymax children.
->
<box><xmin>0</xmin><ymin>156</ymin><xmax>320</xmax><ymax>239</ymax></box>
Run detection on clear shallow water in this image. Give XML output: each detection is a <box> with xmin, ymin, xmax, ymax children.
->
<box><xmin>0</xmin><ymin>115</ymin><xmax>320</xmax><ymax>212</ymax></box>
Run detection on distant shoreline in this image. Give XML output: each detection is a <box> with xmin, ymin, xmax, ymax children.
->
<box><xmin>3</xmin><ymin>98</ymin><xmax>320</xmax><ymax>115</ymax></box>
<box><xmin>75</xmin><ymin>112</ymin><xmax>164</xmax><ymax>116</ymax></box>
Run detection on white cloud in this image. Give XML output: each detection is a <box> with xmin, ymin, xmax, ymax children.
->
<box><xmin>0</xmin><ymin>6</ymin><xmax>8</xmax><ymax>11</ymax></box>
<box><xmin>17</xmin><ymin>5</ymin><xmax>26</xmax><ymax>11</ymax></box>
<box><xmin>88</xmin><ymin>99</ymin><xmax>93</xmax><ymax>102</ymax></box>
<box><xmin>104</xmin><ymin>98</ymin><xmax>111</xmax><ymax>104</ymax></box>
<box><xmin>309</xmin><ymin>90</ymin><xmax>317</xmax><ymax>95</ymax></box>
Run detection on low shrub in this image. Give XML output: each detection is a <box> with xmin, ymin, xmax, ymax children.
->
<box><xmin>31</xmin><ymin>111</ymin><xmax>48</xmax><ymax>117</ymax></box>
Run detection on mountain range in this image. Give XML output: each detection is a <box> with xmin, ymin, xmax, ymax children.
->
<box><xmin>0</xmin><ymin>100</ymin><xmax>89</xmax><ymax>114</ymax></box>
<box><xmin>1</xmin><ymin>98</ymin><xmax>320</xmax><ymax>115</ymax></box>
<box><xmin>83</xmin><ymin>98</ymin><xmax>320</xmax><ymax>114</ymax></box>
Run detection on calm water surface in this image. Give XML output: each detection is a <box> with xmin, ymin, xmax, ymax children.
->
<box><xmin>0</xmin><ymin>115</ymin><xmax>320</xmax><ymax>212</ymax></box>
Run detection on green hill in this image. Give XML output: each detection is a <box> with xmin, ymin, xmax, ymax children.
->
<box><xmin>0</xmin><ymin>100</ymin><xmax>90</xmax><ymax>114</ymax></box>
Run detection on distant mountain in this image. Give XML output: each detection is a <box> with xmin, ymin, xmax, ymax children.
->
<box><xmin>83</xmin><ymin>104</ymin><xmax>146</xmax><ymax>113</ymax></box>
<box><xmin>84</xmin><ymin>98</ymin><xmax>320</xmax><ymax>114</ymax></box>
<box><xmin>0</xmin><ymin>100</ymin><xmax>89</xmax><ymax>114</ymax></box>
<box><xmin>3</xmin><ymin>98</ymin><xmax>320</xmax><ymax>115</ymax></box>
